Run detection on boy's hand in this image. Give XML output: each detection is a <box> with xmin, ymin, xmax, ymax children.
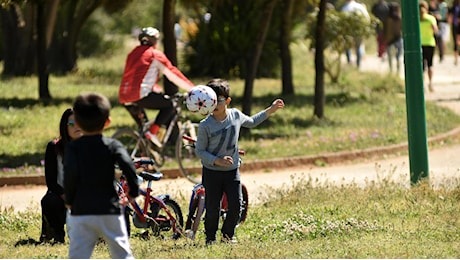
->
<box><xmin>266</xmin><ymin>99</ymin><xmax>285</xmax><ymax>116</ymax></box>
<box><xmin>214</xmin><ymin>156</ymin><xmax>234</xmax><ymax>167</ymax></box>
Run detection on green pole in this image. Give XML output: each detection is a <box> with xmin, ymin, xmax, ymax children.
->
<box><xmin>400</xmin><ymin>0</ymin><xmax>429</xmax><ymax>184</ymax></box>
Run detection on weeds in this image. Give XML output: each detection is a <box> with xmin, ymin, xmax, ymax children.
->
<box><xmin>3</xmin><ymin>176</ymin><xmax>459</xmax><ymax>258</ymax></box>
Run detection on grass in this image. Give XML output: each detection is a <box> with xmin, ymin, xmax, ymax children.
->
<box><xmin>2</xmin><ymin>39</ymin><xmax>460</xmax><ymax>176</ymax></box>
<box><xmin>1</xmin><ymin>176</ymin><xmax>460</xmax><ymax>258</ymax></box>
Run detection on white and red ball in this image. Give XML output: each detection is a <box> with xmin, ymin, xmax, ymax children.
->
<box><xmin>186</xmin><ymin>85</ymin><xmax>217</xmax><ymax>116</ymax></box>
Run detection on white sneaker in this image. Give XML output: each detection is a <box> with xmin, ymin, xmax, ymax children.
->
<box><xmin>145</xmin><ymin>131</ymin><xmax>163</xmax><ymax>148</ymax></box>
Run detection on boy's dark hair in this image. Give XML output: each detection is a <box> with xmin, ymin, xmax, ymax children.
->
<box><xmin>73</xmin><ymin>92</ymin><xmax>111</xmax><ymax>132</ymax></box>
<box><xmin>206</xmin><ymin>78</ymin><xmax>230</xmax><ymax>98</ymax></box>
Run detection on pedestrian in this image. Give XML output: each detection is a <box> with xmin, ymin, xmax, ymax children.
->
<box><xmin>64</xmin><ymin>92</ymin><xmax>140</xmax><ymax>259</ymax></box>
<box><xmin>429</xmin><ymin>0</ymin><xmax>445</xmax><ymax>62</ymax></box>
<box><xmin>420</xmin><ymin>0</ymin><xmax>439</xmax><ymax>92</ymax></box>
<box><xmin>438</xmin><ymin>0</ymin><xmax>449</xmax><ymax>62</ymax></box>
<box><xmin>341</xmin><ymin>0</ymin><xmax>371</xmax><ymax>67</ymax></box>
<box><xmin>448</xmin><ymin>0</ymin><xmax>460</xmax><ymax>65</ymax></box>
<box><xmin>372</xmin><ymin>0</ymin><xmax>390</xmax><ymax>59</ymax></box>
<box><xmin>119</xmin><ymin>27</ymin><xmax>194</xmax><ymax>148</ymax></box>
<box><xmin>40</xmin><ymin>108</ymin><xmax>82</xmax><ymax>244</ymax></box>
<box><xmin>194</xmin><ymin>78</ymin><xmax>284</xmax><ymax>245</ymax></box>
<box><xmin>383</xmin><ymin>2</ymin><xmax>403</xmax><ymax>73</ymax></box>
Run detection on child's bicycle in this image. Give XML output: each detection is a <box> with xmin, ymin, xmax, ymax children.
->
<box><xmin>117</xmin><ymin>157</ymin><xmax>184</xmax><ymax>239</ymax></box>
<box><xmin>181</xmin><ymin>135</ymin><xmax>249</xmax><ymax>240</ymax></box>
<box><xmin>112</xmin><ymin>93</ymin><xmax>201</xmax><ymax>181</ymax></box>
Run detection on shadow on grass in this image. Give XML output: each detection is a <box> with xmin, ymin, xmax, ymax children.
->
<box><xmin>0</xmin><ymin>153</ymin><xmax>43</xmax><ymax>169</ymax></box>
<box><xmin>14</xmin><ymin>238</ymin><xmax>62</xmax><ymax>247</ymax></box>
<box><xmin>0</xmin><ymin>96</ymin><xmax>123</xmax><ymax>108</ymax></box>
<box><xmin>14</xmin><ymin>238</ymin><xmax>43</xmax><ymax>247</ymax></box>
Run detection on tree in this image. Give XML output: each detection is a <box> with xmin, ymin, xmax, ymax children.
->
<box><xmin>163</xmin><ymin>0</ymin><xmax>180</xmax><ymax>95</ymax></box>
<box><xmin>313</xmin><ymin>0</ymin><xmax>328</xmax><ymax>119</ymax></box>
<box><xmin>279</xmin><ymin>0</ymin><xmax>295</xmax><ymax>95</ymax></box>
<box><xmin>241</xmin><ymin>0</ymin><xmax>278</xmax><ymax>115</ymax></box>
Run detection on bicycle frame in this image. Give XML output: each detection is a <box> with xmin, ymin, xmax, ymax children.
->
<box><xmin>117</xmin><ymin>158</ymin><xmax>184</xmax><ymax>239</ymax></box>
<box><xmin>121</xmin><ymin>176</ymin><xmax>180</xmax><ymax>235</ymax></box>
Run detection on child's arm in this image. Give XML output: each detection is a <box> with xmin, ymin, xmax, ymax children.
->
<box><xmin>265</xmin><ymin>99</ymin><xmax>285</xmax><ymax>116</ymax></box>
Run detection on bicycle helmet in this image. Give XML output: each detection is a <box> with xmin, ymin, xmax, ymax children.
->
<box><xmin>138</xmin><ymin>27</ymin><xmax>160</xmax><ymax>46</ymax></box>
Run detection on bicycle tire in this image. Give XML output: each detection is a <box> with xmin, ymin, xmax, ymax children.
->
<box><xmin>112</xmin><ymin>128</ymin><xmax>149</xmax><ymax>159</ymax></box>
<box><xmin>175</xmin><ymin>121</ymin><xmax>202</xmax><ymax>184</ymax></box>
<box><xmin>190</xmin><ymin>194</ymin><xmax>205</xmax><ymax>239</ymax></box>
<box><xmin>148</xmin><ymin>195</ymin><xmax>184</xmax><ymax>239</ymax></box>
<box><xmin>239</xmin><ymin>184</ymin><xmax>249</xmax><ymax>224</ymax></box>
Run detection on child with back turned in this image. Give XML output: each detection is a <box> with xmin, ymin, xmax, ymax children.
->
<box><xmin>194</xmin><ymin>78</ymin><xmax>284</xmax><ymax>245</ymax></box>
<box><xmin>64</xmin><ymin>92</ymin><xmax>139</xmax><ymax>259</ymax></box>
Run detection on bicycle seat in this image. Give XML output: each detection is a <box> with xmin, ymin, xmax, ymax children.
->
<box><xmin>139</xmin><ymin>171</ymin><xmax>163</xmax><ymax>181</ymax></box>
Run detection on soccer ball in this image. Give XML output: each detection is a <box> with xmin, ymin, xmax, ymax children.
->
<box><xmin>186</xmin><ymin>85</ymin><xmax>217</xmax><ymax>116</ymax></box>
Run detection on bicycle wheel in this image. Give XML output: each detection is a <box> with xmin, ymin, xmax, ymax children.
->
<box><xmin>112</xmin><ymin>128</ymin><xmax>149</xmax><ymax>158</ymax></box>
<box><xmin>190</xmin><ymin>194</ymin><xmax>205</xmax><ymax>237</ymax></box>
<box><xmin>175</xmin><ymin>121</ymin><xmax>202</xmax><ymax>184</ymax></box>
<box><xmin>148</xmin><ymin>195</ymin><xmax>184</xmax><ymax>239</ymax></box>
<box><xmin>239</xmin><ymin>183</ymin><xmax>249</xmax><ymax>224</ymax></box>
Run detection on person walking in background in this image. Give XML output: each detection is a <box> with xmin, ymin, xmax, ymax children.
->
<box><xmin>420</xmin><ymin>0</ymin><xmax>439</xmax><ymax>92</ymax></box>
<box><xmin>119</xmin><ymin>27</ymin><xmax>193</xmax><ymax>149</ymax></box>
<box><xmin>372</xmin><ymin>0</ymin><xmax>390</xmax><ymax>59</ymax></box>
<box><xmin>341</xmin><ymin>0</ymin><xmax>371</xmax><ymax>67</ymax></box>
<box><xmin>437</xmin><ymin>0</ymin><xmax>449</xmax><ymax>62</ymax></box>
<box><xmin>194</xmin><ymin>79</ymin><xmax>284</xmax><ymax>245</ymax></box>
<box><xmin>449</xmin><ymin>0</ymin><xmax>460</xmax><ymax>65</ymax></box>
<box><xmin>429</xmin><ymin>0</ymin><xmax>445</xmax><ymax>62</ymax></box>
<box><xmin>40</xmin><ymin>108</ymin><xmax>82</xmax><ymax>244</ymax></box>
<box><xmin>64</xmin><ymin>93</ymin><xmax>140</xmax><ymax>259</ymax></box>
<box><xmin>383</xmin><ymin>2</ymin><xmax>403</xmax><ymax>73</ymax></box>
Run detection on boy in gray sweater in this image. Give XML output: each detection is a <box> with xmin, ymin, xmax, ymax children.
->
<box><xmin>194</xmin><ymin>79</ymin><xmax>284</xmax><ymax>244</ymax></box>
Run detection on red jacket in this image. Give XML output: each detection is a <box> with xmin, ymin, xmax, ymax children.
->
<box><xmin>119</xmin><ymin>45</ymin><xmax>193</xmax><ymax>104</ymax></box>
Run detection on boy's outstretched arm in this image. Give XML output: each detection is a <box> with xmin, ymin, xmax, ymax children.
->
<box><xmin>265</xmin><ymin>99</ymin><xmax>285</xmax><ymax>116</ymax></box>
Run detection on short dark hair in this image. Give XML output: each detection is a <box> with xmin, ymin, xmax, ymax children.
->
<box><xmin>73</xmin><ymin>92</ymin><xmax>111</xmax><ymax>132</ymax></box>
<box><xmin>206</xmin><ymin>78</ymin><xmax>230</xmax><ymax>98</ymax></box>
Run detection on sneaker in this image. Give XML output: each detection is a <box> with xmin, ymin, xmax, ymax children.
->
<box><xmin>428</xmin><ymin>83</ymin><xmax>434</xmax><ymax>92</ymax></box>
<box><xmin>221</xmin><ymin>235</ymin><xmax>238</xmax><ymax>244</ymax></box>
<box><xmin>145</xmin><ymin>131</ymin><xmax>163</xmax><ymax>148</ymax></box>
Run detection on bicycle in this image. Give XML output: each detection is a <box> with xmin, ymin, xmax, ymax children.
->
<box><xmin>112</xmin><ymin>93</ymin><xmax>202</xmax><ymax>182</ymax></box>
<box><xmin>181</xmin><ymin>135</ymin><xmax>249</xmax><ymax>240</ymax></box>
<box><xmin>117</xmin><ymin>157</ymin><xmax>184</xmax><ymax>239</ymax></box>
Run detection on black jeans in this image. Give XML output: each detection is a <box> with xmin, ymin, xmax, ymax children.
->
<box><xmin>202</xmin><ymin>167</ymin><xmax>242</xmax><ymax>241</ymax></box>
<box><xmin>40</xmin><ymin>190</ymin><xmax>66</xmax><ymax>242</ymax></box>
<box><xmin>135</xmin><ymin>92</ymin><xmax>176</xmax><ymax>128</ymax></box>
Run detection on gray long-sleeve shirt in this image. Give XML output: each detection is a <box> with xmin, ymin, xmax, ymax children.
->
<box><xmin>195</xmin><ymin>108</ymin><xmax>268</xmax><ymax>171</ymax></box>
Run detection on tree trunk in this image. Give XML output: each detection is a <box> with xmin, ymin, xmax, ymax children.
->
<box><xmin>242</xmin><ymin>0</ymin><xmax>278</xmax><ymax>116</ymax></box>
<box><xmin>313</xmin><ymin>0</ymin><xmax>327</xmax><ymax>119</ymax></box>
<box><xmin>279</xmin><ymin>0</ymin><xmax>295</xmax><ymax>95</ymax></box>
<box><xmin>0</xmin><ymin>3</ymin><xmax>35</xmax><ymax>76</ymax></box>
<box><xmin>36</xmin><ymin>0</ymin><xmax>51</xmax><ymax>100</ymax></box>
<box><xmin>162</xmin><ymin>0</ymin><xmax>180</xmax><ymax>95</ymax></box>
<box><xmin>51</xmin><ymin>0</ymin><xmax>102</xmax><ymax>73</ymax></box>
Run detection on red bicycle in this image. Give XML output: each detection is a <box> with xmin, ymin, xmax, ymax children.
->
<box><xmin>117</xmin><ymin>158</ymin><xmax>184</xmax><ymax>239</ymax></box>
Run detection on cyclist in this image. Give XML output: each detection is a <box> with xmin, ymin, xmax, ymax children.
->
<box><xmin>119</xmin><ymin>27</ymin><xmax>194</xmax><ymax>148</ymax></box>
